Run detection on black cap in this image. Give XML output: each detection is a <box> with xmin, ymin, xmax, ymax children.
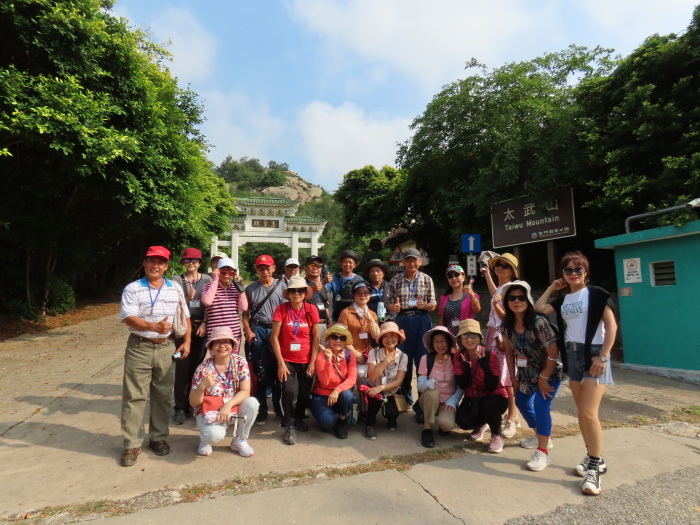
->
<box><xmin>304</xmin><ymin>255</ymin><xmax>324</xmax><ymax>266</ymax></box>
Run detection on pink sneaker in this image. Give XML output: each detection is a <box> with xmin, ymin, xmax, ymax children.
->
<box><xmin>488</xmin><ymin>434</ymin><xmax>503</xmax><ymax>453</ymax></box>
<box><xmin>469</xmin><ymin>424</ymin><xmax>487</xmax><ymax>442</ymax></box>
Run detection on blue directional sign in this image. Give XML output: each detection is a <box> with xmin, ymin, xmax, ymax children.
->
<box><xmin>461</xmin><ymin>234</ymin><xmax>481</xmax><ymax>253</ymax></box>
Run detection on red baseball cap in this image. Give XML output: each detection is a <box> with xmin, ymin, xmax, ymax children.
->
<box><xmin>181</xmin><ymin>247</ymin><xmax>202</xmax><ymax>260</ymax></box>
<box><xmin>255</xmin><ymin>254</ymin><xmax>275</xmax><ymax>267</ymax></box>
<box><xmin>146</xmin><ymin>246</ymin><xmax>170</xmax><ymax>260</ymax></box>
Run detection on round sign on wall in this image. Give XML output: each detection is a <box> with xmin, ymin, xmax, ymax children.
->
<box><xmin>369</xmin><ymin>238</ymin><xmax>383</xmax><ymax>252</ymax></box>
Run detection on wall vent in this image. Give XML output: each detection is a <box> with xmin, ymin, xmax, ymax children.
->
<box><xmin>651</xmin><ymin>261</ymin><xmax>676</xmax><ymax>286</ymax></box>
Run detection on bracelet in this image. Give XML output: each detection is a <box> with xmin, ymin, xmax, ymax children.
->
<box><xmin>547</xmin><ymin>356</ymin><xmax>559</xmax><ymax>361</ymax></box>
<box><xmin>539</xmin><ymin>374</ymin><xmax>549</xmax><ymax>380</ymax></box>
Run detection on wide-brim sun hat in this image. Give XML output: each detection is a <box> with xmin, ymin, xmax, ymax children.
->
<box><xmin>501</xmin><ymin>280</ymin><xmax>535</xmax><ymax>307</ymax></box>
<box><xmin>364</xmin><ymin>259</ymin><xmax>391</xmax><ymax>277</ymax></box>
<box><xmin>488</xmin><ymin>253</ymin><xmax>519</xmax><ymax>278</ymax></box>
<box><xmin>282</xmin><ymin>274</ymin><xmax>313</xmax><ymax>300</ymax></box>
<box><xmin>206</xmin><ymin>326</ymin><xmax>239</xmax><ymax>351</ymax></box>
<box><xmin>336</xmin><ymin>250</ymin><xmax>361</xmax><ymax>265</ymax></box>
<box><xmin>457</xmin><ymin>319</ymin><xmax>483</xmax><ymax>340</ymax></box>
<box><xmin>422</xmin><ymin>325</ymin><xmax>458</xmax><ymax>352</ymax></box>
<box><xmin>324</xmin><ymin>323</ymin><xmax>354</xmax><ymax>346</ymax></box>
<box><xmin>377</xmin><ymin>321</ymin><xmax>406</xmax><ymax>345</ymax></box>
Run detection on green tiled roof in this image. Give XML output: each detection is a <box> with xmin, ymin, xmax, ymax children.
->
<box><xmin>229</xmin><ymin>215</ymin><xmax>245</xmax><ymax>222</ymax></box>
<box><xmin>285</xmin><ymin>216</ymin><xmax>326</xmax><ymax>224</ymax></box>
<box><xmin>236</xmin><ymin>197</ymin><xmax>297</xmax><ymax>206</ymax></box>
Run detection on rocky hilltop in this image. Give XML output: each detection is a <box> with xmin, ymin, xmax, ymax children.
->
<box><xmin>260</xmin><ymin>171</ymin><xmax>324</xmax><ymax>205</ymax></box>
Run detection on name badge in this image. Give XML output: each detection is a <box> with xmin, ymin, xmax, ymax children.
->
<box><xmin>317</xmin><ymin>304</ymin><xmax>325</xmax><ymax>311</ymax></box>
<box><xmin>451</xmin><ymin>319</ymin><xmax>460</xmax><ymax>327</ymax></box>
<box><xmin>408</xmin><ymin>298</ymin><xmax>418</xmax><ymax>307</ymax></box>
<box><xmin>189</xmin><ymin>299</ymin><xmax>201</xmax><ymax>308</ymax></box>
<box><xmin>290</xmin><ymin>343</ymin><xmax>301</xmax><ymax>352</ymax></box>
<box><xmin>516</xmin><ymin>357</ymin><xmax>528</xmax><ymax>368</ymax></box>
<box><xmin>359</xmin><ymin>332</ymin><xmax>369</xmax><ymax>340</ymax></box>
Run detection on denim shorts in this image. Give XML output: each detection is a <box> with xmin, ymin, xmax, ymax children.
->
<box><xmin>565</xmin><ymin>342</ymin><xmax>614</xmax><ymax>384</ymax></box>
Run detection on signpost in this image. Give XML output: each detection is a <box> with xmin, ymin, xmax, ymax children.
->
<box><xmin>491</xmin><ymin>187</ymin><xmax>576</xmax><ymax>248</ymax></box>
<box><xmin>461</xmin><ymin>234</ymin><xmax>481</xmax><ymax>254</ymax></box>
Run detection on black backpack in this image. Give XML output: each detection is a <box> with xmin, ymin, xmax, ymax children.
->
<box><xmin>336</xmin><ymin>275</ymin><xmax>361</xmax><ymax>308</ymax></box>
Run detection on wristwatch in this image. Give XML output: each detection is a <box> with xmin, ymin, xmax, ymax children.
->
<box><xmin>598</xmin><ymin>355</ymin><xmax>609</xmax><ymax>363</ymax></box>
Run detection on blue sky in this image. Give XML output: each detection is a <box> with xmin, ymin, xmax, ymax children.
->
<box><xmin>112</xmin><ymin>0</ymin><xmax>699</xmax><ymax>192</ymax></box>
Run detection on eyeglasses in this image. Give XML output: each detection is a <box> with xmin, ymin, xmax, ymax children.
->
<box><xmin>212</xmin><ymin>341</ymin><xmax>232</xmax><ymax>347</ymax></box>
<box><xmin>447</xmin><ymin>273</ymin><xmax>462</xmax><ymax>279</ymax></box>
<box><xmin>354</xmin><ymin>291</ymin><xmax>370</xmax><ymax>297</ymax></box>
<box><xmin>307</xmin><ymin>264</ymin><xmax>322</xmax><ymax>269</ymax></box>
<box><xmin>461</xmin><ymin>333</ymin><xmax>480</xmax><ymax>340</ymax></box>
<box><xmin>329</xmin><ymin>334</ymin><xmax>347</xmax><ymax>342</ymax></box>
<box><xmin>562</xmin><ymin>266</ymin><xmax>585</xmax><ymax>276</ymax></box>
<box><xmin>182</xmin><ymin>258</ymin><xmax>200</xmax><ymax>264</ymax></box>
<box><xmin>495</xmin><ymin>262</ymin><xmax>512</xmax><ymax>270</ymax></box>
<box><xmin>219</xmin><ymin>270</ymin><xmax>235</xmax><ymax>276</ymax></box>
<box><xmin>507</xmin><ymin>294</ymin><xmax>528</xmax><ymax>302</ymax></box>
<box><xmin>288</xmin><ymin>288</ymin><xmax>306</xmax><ymax>295</ymax></box>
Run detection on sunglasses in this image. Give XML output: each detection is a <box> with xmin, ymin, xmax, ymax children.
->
<box><xmin>562</xmin><ymin>266</ymin><xmax>585</xmax><ymax>276</ymax></box>
<box><xmin>307</xmin><ymin>264</ymin><xmax>322</xmax><ymax>269</ymax></box>
<box><xmin>329</xmin><ymin>334</ymin><xmax>347</xmax><ymax>342</ymax></box>
<box><xmin>495</xmin><ymin>262</ymin><xmax>512</xmax><ymax>270</ymax></box>
<box><xmin>182</xmin><ymin>258</ymin><xmax>200</xmax><ymax>264</ymax></box>
<box><xmin>507</xmin><ymin>294</ymin><xmax>528</xmax><ymax>302</ymax></box>
<box><xmin>447</xmin><ymin>273</ymin><xmax>462</xmax><ymax>279</ymax></box>
<box><xmin>219</xmin><ymin>270</ymin><xmax>235</xmax><ymax>276</ymax></box>
<box><xmin>461</xmin><ymin>333</ymin><xmax>480</xmax><ymax>340</ymax></box>
<box><xmin>287</xmin><ymin>288</ymin><xmax>306</xmax><ymax>295</ymax></box>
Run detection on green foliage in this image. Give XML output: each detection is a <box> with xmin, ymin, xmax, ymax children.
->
<box><xmin>214</xmin><ymin>156</ymin><xmax>290</xmax><ymax>195</ymax></box>
<box><xmin>576</xmin><ymin>6</ymin><xmax>700</xmax><ymax>232</ymax></box>
<box><xmin>46</xmin><ymin>277</ymin><xmax>76</xmax><ymax>316</ymax></box>
<box><xmin>0</xmin><ymin>0</ymin><xmax>234</xmax><ymax>316</ymax></box>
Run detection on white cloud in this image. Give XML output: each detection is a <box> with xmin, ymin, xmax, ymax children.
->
<box><xmin>149</xmin><ymin>8</ymin><xmax>219</xmax><ymax>84</ymax></box>
<box><xmin>202</xmin><ymin>90</ymin><xmax>288</xmax><ymax>167</ymax></box>
<box><xmin>297</xmin><ymin>101</ymin><xmax>412</xmax><ymax>189</ymax></box>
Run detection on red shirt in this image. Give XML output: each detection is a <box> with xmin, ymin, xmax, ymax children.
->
<box><xmin>273</xmin><ymin>302</ymin><xmax>320</xmax><ymax>363</ymax></box>
<box><xmin>312</xmin><ymin>349</ymin><xmax>357</xmax><ymax>396</ymax></box>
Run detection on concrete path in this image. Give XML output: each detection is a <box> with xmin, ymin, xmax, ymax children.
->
<box><xmin>1</xmin><ymin>314</ymin><xmax>699</xmax><ymax>523</ymax></box>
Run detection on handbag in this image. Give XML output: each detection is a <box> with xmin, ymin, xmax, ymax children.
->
<box><xmin>393</xmin><ymin>393</ymin><xmax>409</xmax><ymax>413</ymax></box>
<box><xmin>173</xmin><ymin>291</ymin><xmax>188</xmax><ymax>338</ymax></box>
<box><xmin>202</xmin><ymin>395</ymin><xmax>225</xmax><ymax>413</ymax></box>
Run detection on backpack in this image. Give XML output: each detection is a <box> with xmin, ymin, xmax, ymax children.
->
<box><xmin>336</xmin><ymin>275</ymin><xmax>361</xmax><ymax>307</ymax></box>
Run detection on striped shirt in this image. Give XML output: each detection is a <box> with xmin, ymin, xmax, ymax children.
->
<box><xmin>120</xmin><ymin>277</ymin><xmax>188</xmax><ymax>339</ymax></box>
<box><xmin>202</xmin><ymin>281</ymin><xmax>243</xmax><ymax>340</ymax></box>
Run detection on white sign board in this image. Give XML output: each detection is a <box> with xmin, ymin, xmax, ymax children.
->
<box><xmin>623</xmin><ymin>258</ymin><xmax>642</xmax><ymax>283</ymax></box>
<box><xmin>466</xmin><ymin>255</ymin><xmax>477</xmax><ymax>276</ymax></box>
<box><xmin>388</xmin><ymin>246</ymin><xmax>404</xmax><ymax>262</ymax></box>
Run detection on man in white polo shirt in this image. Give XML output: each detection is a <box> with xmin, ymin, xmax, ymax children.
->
<box><xmin>119</xmin><ymin>246</ymin><xmax>191</xmax><ymax>467</ymax></box>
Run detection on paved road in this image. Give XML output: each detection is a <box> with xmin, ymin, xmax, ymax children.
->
<box><xmin>1</xmin><ymin>314</ymin><xmax>699</xmax><ymax>524</ymax></box>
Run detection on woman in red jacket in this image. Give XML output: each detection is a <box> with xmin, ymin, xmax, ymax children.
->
<box><xmin>310</xmin><ymin>324</ymin><xmax>358</xmax><ymax>439</ymax></box>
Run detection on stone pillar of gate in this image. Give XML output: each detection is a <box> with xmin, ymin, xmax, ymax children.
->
<box><xmin>291</xmin><ymin>231</ymin><xmax>300</xmax><ymax>261</ymax></box>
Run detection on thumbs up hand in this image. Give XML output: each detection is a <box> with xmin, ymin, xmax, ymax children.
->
<box><xmin>389</xmin><ymin>297</ymin><xmax>401</xmax><ymax>314</ymax></box>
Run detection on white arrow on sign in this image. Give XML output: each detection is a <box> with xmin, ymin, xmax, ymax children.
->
<box><xmin>467</xmin><ymin>236</ymin><xmax>476</xmax><ymax>252</ymax></box>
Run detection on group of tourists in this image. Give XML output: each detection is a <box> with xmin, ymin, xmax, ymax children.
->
<box><xmin>118</xmin><ymin>245</ymin><xmax>616</xmax><ymax>496</ymax></box>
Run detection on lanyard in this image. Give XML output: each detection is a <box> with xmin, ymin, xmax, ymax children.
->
<box><xmin>148</xmin><ymin>279</ymin><xmax>165</xmax><ymax>314</ymax></box>
<box><xmin>405</xmin><ymin>273</ymin><xmax>419</xmax><ymax>297</ymax></box>
<box><xmin>289</xmin><ymin>305</ymin><xmax>303</xmax><ymax>337</ymax></box>
<box><xmin>211</xmin><ymin>359</ymin><xmax>233</xmax><ymax>389</ymax></box>
<box><xmin>518</xmin><ymin>331</ymin><xmax>527</xmax><ymax>353</ymax></box>
<box><xmin>372</xmin><ymin>286</ymin><xmax>384</xmax><ymax>300</ymax></box>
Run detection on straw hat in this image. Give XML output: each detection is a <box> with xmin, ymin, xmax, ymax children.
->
<box><xmin>488</xmin><ymin>253</ymin><xmax>519</xmax><ymax>278</ymax></box>
<box><xmin>324</xmin><ymin>323</ymin><xmax>354</xmax><ymax>346</ymax></box>
<box><xmin>282</xmin><ymin>275</ymin><xmax>313</xmax><ymax>300</ymax></box>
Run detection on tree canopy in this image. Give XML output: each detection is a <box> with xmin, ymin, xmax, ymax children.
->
<box><xmin>214</xmin><ymin>156</ymin><xmax>289</xmax><ymax>195</ymax></box>
<box><xmin>0</xmin><ymin>0</ymin><xmax>234</xmax><ymax>317</ymax></box>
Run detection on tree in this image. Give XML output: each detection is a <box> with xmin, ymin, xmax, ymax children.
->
<box><xmin>0</xmin><ymin>0</ymin><xmax>234</xmax><ymax>317</ymax></box>
<box><xmin>576</xmin><ymin>6</ymin><xmax>700</xmax><ymax>233</ymax></box>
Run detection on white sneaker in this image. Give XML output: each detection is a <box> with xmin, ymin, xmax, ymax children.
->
<box><xmin>230</xmin><ymin>437</ymin><xmax>254</xmax><ymax>457</ymax></box>
<box><xmin>198</xmin><ymin>442</ymin><xmax>212</xmax><ymax>456</ymax></box>
<box><xmin>519</xmin><ymin>434</ymin><xmax>553</xmax><ymax>450</ymax></box>
<box><xmin>501</xmin><ymin>419</ymin><xmax>517</xmax><ymax>439</ymax></box>
<box><xmin>581</xmin><ymin>469</ymin><xmax>602</xmax><ymax>495</ymax></box>
<box><xmin>526</xmin><ymin>449</ymin><xmax>551</xmax><ymax>471</ymax></box>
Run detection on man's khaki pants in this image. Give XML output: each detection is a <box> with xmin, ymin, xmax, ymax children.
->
<box><xmin>121</xmin><ymin>335</ymin><xmax>176</xmax><ymax>448</ymax></box>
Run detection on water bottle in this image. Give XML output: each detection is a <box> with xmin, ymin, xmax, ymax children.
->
<box><xmin>377</xmin><ymin>301</ymin><xmax>386</xmax><ymax>322</ymax></box>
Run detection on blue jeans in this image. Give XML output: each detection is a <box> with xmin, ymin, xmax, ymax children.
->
<box><xmin>395</xmin><ymin>313</ymin><xmax>432</xmax><ymax>414</ymax></box>
<box><xmin>310</xmin><ymin>390</ymin><xmax>354</xmax><ymax>431</ymax></box>
<box><xmin>515</xmin><ymin>381</ymin><xmax>561</xmax><ymax>437</ymax></box>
